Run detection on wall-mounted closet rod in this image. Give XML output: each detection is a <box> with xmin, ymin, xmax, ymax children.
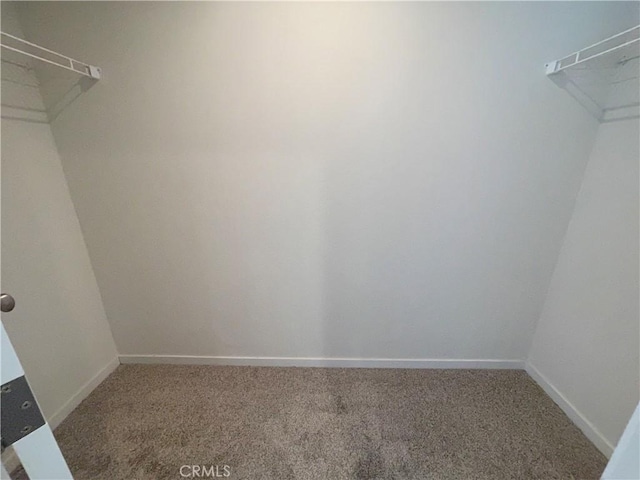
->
<box><xmin>0</xmin><ymin>31</ymin><xmax>101</xmax><ymax>79</ymax></box>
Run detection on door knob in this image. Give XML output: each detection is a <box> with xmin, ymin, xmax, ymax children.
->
<box><xmin>1</xmin><ymin>294</ymin><xmax>16</xmax><ymax>313</ymax></box>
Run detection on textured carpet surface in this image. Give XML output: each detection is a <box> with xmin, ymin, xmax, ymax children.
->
<box><xmin>45</xmin><ymin>365</ymin><xmax>606</xmax><ymax>479</ymax></box>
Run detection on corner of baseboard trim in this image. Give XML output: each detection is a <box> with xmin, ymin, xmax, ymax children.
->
<box><xmin>118</xmin><ymin>355</ymin><xmax>524</xmax><ymax>370</ymax></box>
<box><xmin>47</xmin><ymin>356</ymin><xmax>120</xmax><ymax>431</ymax></box>
<box><xmin>525</xmin><ymin>362</ymin><xmax>614</xmax><ymax>458</ymax></box>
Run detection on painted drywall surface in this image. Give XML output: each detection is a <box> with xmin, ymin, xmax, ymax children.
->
<box><xmin>0</xmin><ymin>3</ymin><xmax>118</xmax><ymax>421</ymax></box>
<box><xmin>528</xmin><ymin>119</ymin><xmax>640</xmax><ymax>450</ymax></box>
<box><xmin>16</xmin><ymin>2</ymin><xmax>638</xmax><ymax>359</ymax></box>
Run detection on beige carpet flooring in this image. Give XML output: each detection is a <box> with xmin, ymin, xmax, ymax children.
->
<box><xmin>30</xmin><ymin>366</ymin><xmax>609</xmax><ymax>479</ymax></box>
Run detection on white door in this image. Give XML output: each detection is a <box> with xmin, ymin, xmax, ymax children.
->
<box><xmin>601</xmin><ymin>403</ymin><xmax>640</xmax><ymax>480</ymax></box>
<box><xmin>1</xmin><ymin>294</ymin><xmax>72</xmax><ymax>479</ymax></box>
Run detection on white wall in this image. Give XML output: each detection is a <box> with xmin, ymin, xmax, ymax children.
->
<box><xmin>1</xmin><ymin>3</ymin><xmax>118</xmax><ymax>426</ymax></box>
<box><xmin>528</xmin><ymin>118</ymin><xmax>640</xmax><ymax>456</ymax></box>
<box><xmin>15</xmin><ymin>2</ymin><xmax>638</xmax><ymax>362</ymax></box>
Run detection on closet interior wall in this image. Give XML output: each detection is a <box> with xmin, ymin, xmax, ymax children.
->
<box><xmin>0</xmin><ymin>1</ymin><xmax>118</xmax><ymax>433</ymax></box>
<box><xmin>528</xmin><ymin>117</ymin><xmax>640</xmax><ymax>456</ymax></box>
<box><xmin>13</xmin><ymin>1</ymin><xmax>634</xmax><ymax>362</ymax></box>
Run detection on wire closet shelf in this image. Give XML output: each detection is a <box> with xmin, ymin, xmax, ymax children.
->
<box><xmin>545</xmin><ymin>25</ymin><xmax>639</xmax><ymax>122</ymax></box>
<box><xmin>0</xmin><ymin>31</ymin><xmax>101</xmax><ymax>80</ymax></box>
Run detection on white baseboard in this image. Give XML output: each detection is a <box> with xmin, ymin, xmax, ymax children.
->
<box><xmin>48</xmin><ymin>356</ymin><xmax>120</xmax><ymax>430</ymax></box>
<box><xmin>1</xmin><ymin>356</ymin><xmax>120</xmax><ymax>474</ymax></box>
<box><xmin>525</xmin><ymin>362</ymin><xmax>614</xmax><ymax>458</ymax></box>
<box><xmin>119</xmin><ymin>354</ymin><xmax>523</xmax><ymax>370</ymax></box>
